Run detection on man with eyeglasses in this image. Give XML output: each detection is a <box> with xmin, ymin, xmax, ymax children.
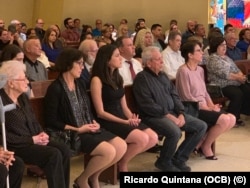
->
<box><xmin>92</xmin><ymin>19</ymin><xmax>102</xmax><ymax>37</ymax></box>
<box><xmin>35</xmin><ymin>18</ymin><xmax>45</xmax><ymax>42</ymax></box>
<box><xmin>78</xmin><ymin>39</ymin><xmax>99</xmax><ymax>89</ymax></box>
<box><xmin>133</xmin><ymin>46</ymin><xmax>207</xmax><ymax>172</ymax></box>
<box><xmin>225</xmin><ymin>32</ymin><xmax>242</xmax><ymax>61</ymax></box>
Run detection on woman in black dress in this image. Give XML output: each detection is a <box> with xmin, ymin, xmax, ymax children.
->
<box><xmin>90</xmin><ymin>44</ymin><xmax>158</xmax><ymax>172</ymax></box>
<box><xmin>44</xmin><ymin>48</ymin><xmax>127</xmax><ymax>188</ymax></box>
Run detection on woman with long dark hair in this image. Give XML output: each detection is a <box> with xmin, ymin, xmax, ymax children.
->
<box><xmin>90</xmin><ymin>44</ymin><xmax>158</xmax><ymax>172</ymax></box>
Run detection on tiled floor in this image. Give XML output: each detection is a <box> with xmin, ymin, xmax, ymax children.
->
<box><xmin>21</xmin><ymin>115</ymin><xmax>250</xmax><ymax>188</ymax></box>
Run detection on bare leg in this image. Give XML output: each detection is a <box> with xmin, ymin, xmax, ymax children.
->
<box><xmin>201</xmin><ymin>114</ymin><xmax>235</xmax><ymax>157</ymax></box>
<box><xmin>89</xmin><ymin>137</ymin><xmax>127</xmax><ymax>188</ymax></box>
<box><xmin>141</xmin><ymin>128</ymin><xmax>159</xmax><ymax>152</ymax></box>
<box><xmin>194</xmin><ymin>133</ymin><xmax>207</xmax><ymax>152</ymax></box>
<box><xmin>76</xmin><ymin>142</ymin><xmax>116</xmax><ymax>188</ymax></box>
<box><xmin>118</xmin><ymin>129</ymin><xmax>149</xmax><ymax>172</ymax></box>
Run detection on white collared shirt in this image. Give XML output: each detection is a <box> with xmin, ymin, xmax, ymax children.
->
<box><xmin>119</xmin><ymin>57</ymin><xmax>143</xmax><ymax>86</ymax></box>
<box><xmin>161</xmin><ymin>46</ymin><xmax>184</xmax><ymax>80</ymax></box>
<box><xmin>84</xmin><ymin>62</ymin><xmax>92</xmax><ymax>73</ymax></box>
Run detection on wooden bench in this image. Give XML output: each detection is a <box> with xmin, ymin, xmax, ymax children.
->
<box><xmin>47</xmin><ymin>68</ymin><xmax>60</xmax><ymax>80</ymax></box>
<box><xmin>235</xmin><ymin>59</ymin><xmax>250</xmax><ymax>75</ymax></box>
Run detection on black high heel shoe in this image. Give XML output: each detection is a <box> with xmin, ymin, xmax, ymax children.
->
<box><xmin>73</xmin><ymin>180</ymin><xmax>80</xmax><ymax>188</ymax></box>
<box><xmin>199</xmin><ymin>149</ymin><xmax>218</xmax><ymax>160</ymax></box>
<box><xmin>88</xmin><ymin>180</ymin><xmax>93</xmax><ymax>188</ymax></box>
<box><xmin>73</xmin><ymin>179</ymin><xmax>93</xmax><ymax>188</ymax></box>
<box><xmin>205</xmin><ymin>155</ymin><xmax>218</xmax><ymax>160</ymax></box>
<box><xmin>193</xmin><ymin>148</ymin><xmax>203</xmax><ymax>156</ymax></box>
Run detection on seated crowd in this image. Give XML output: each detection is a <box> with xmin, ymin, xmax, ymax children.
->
<box><xmin>0</xmin><ymin>16</ymin><xmax>250</xmax><ymax>188</ymax></box>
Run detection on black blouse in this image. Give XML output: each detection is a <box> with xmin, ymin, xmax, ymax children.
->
<box><xmin>0</xmin><ymin>89</ymin><xmax>42</xmax><ymax>149</ymax></box>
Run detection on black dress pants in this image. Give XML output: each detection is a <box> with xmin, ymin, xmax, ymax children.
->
<box><xmin>0</xmin><ymin>163</ymin><xmax>8</xmax><ymax>188</ymax></box>
<box><xmin>11</xmin><ymin>141</ymin><xmax>70</xmax><ymax>188</ymax></box>
<box><xmin>0</xmin><ymin>156</ymin><xmax>24</xmax><ymax>188</ymax></box>
<box><xmin>222</xmin><ymin>84</ymin><xmax>250</xmax><ymax>120</ymax></box>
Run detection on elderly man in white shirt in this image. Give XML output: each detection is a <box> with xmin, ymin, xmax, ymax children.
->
<box><xmin>162</xmin><ymin>31</ymin><xmax>184</xmax><ymax>80</ymax></box>
<box><xmin>116</xmin><ymin>36</ymin><xmax>143</xmax><ymax>86</ymax></box>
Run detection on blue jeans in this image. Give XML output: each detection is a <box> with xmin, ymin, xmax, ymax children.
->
<box><xmin>142</xmin><ymin>113</ymin><xmax>207</xmax><ymax>165</ymax></box>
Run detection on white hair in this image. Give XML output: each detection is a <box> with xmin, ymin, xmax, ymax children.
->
<box><xmin>0</xmin><ymin>60</ymin><xmax>26</xmax><ymax>89</ymax></box>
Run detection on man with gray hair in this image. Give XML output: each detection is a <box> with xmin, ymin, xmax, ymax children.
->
<box><xmin>225</xmin><ymin>32</ymin><xmax>242</xmax><ymax>61</ymax></box>
<box><xmin>23</xmin><ymin>37</ymin><xmax>48</xmax><ymax>81</ymax></box>
<box><xmin>133</xmin><ymin>46</ymin><xmax>207</xmax><ymax>172</ymax></box>
<box><xmin>78</xmin><ymin>39</ymin><xmax>99</xmax><ymax>89</ymax></box>
<box><xmin>8</xmin><ymin>19</ymin><xmax>25</xmax><ymax>48</ymax></box>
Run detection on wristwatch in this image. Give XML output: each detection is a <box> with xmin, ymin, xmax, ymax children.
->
<box><xmin>178</xmin><ymin>111</ymin><xmax>185</xmax><ymax>116</ymax></box>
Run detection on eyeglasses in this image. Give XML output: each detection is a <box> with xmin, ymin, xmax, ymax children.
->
<box><xmin>13</xmin><ymin>77</ymin><xmax>28</xmax><ymax>82</ymax></box>
<box><xmin>194</xmin><ymin>49</ymin><xmax>202</xmax><ymax>52</ymax></box>
<box><xmin>219</xmin><ymin>43</ymin><xmax>227</xmax><ymax>47</ymax></box>
<box><xmin>75</xmin><ymin>61</ymin><xmax>84</xmax><ymax>67</ymax></box>
<box><xmin>151</xmin><ymin>57</ymin><xmax>163</xmax><ymax>62</ymax></box>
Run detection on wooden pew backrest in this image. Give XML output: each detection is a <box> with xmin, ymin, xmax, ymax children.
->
<box><xmin>124</xmin><ymin>85</ymin><xmax>138</xmax><ymax>113</ymax></box>
<box><xmin>47</xmin><ymin>69</ymin><xmax>60</xmax><ymax>80</ymax></box>
<box><xmin>31</xmin><ymin>79</ymin><xmax>54</xmax><ymax>98</ymax></box>
<box><xmin>29</xmin><ymin>97</ymin><xmax>45</xmax><ymax>128</ymax></box>
<box><xmin>235</xmin><ymin>59</ymin><xmax>250</xmax><ymax>75</ymax></box>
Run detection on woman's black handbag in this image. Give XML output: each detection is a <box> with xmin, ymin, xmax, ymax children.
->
<box><xmin>182</xmin><ymin>101</ymin><xmax>199</xmax><ymax>117</ymax></box>
<box><xmin>206</xmin><ymin>84</ymin><xmax>224</xmax><ymax>98</ymax></box>
<box><xmin>46</xmin><ymin>128</ymin><xmax>81</xmax><ymax>157</ymax></box>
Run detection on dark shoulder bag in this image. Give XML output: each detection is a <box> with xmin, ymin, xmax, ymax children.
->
<box><xmin>46</xmin><ymin>128</ymin><xmax>81</xmax><ymax>157</ymax></box>
<box><xmin>206</xmin><ymin>84</ymin><xmax>224</xmax><ymax>98</ymax></box>
<box><xmin>182</xmin><ymin>101</ymin><xmax>199</xmax><ymax>117</ymax></box>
